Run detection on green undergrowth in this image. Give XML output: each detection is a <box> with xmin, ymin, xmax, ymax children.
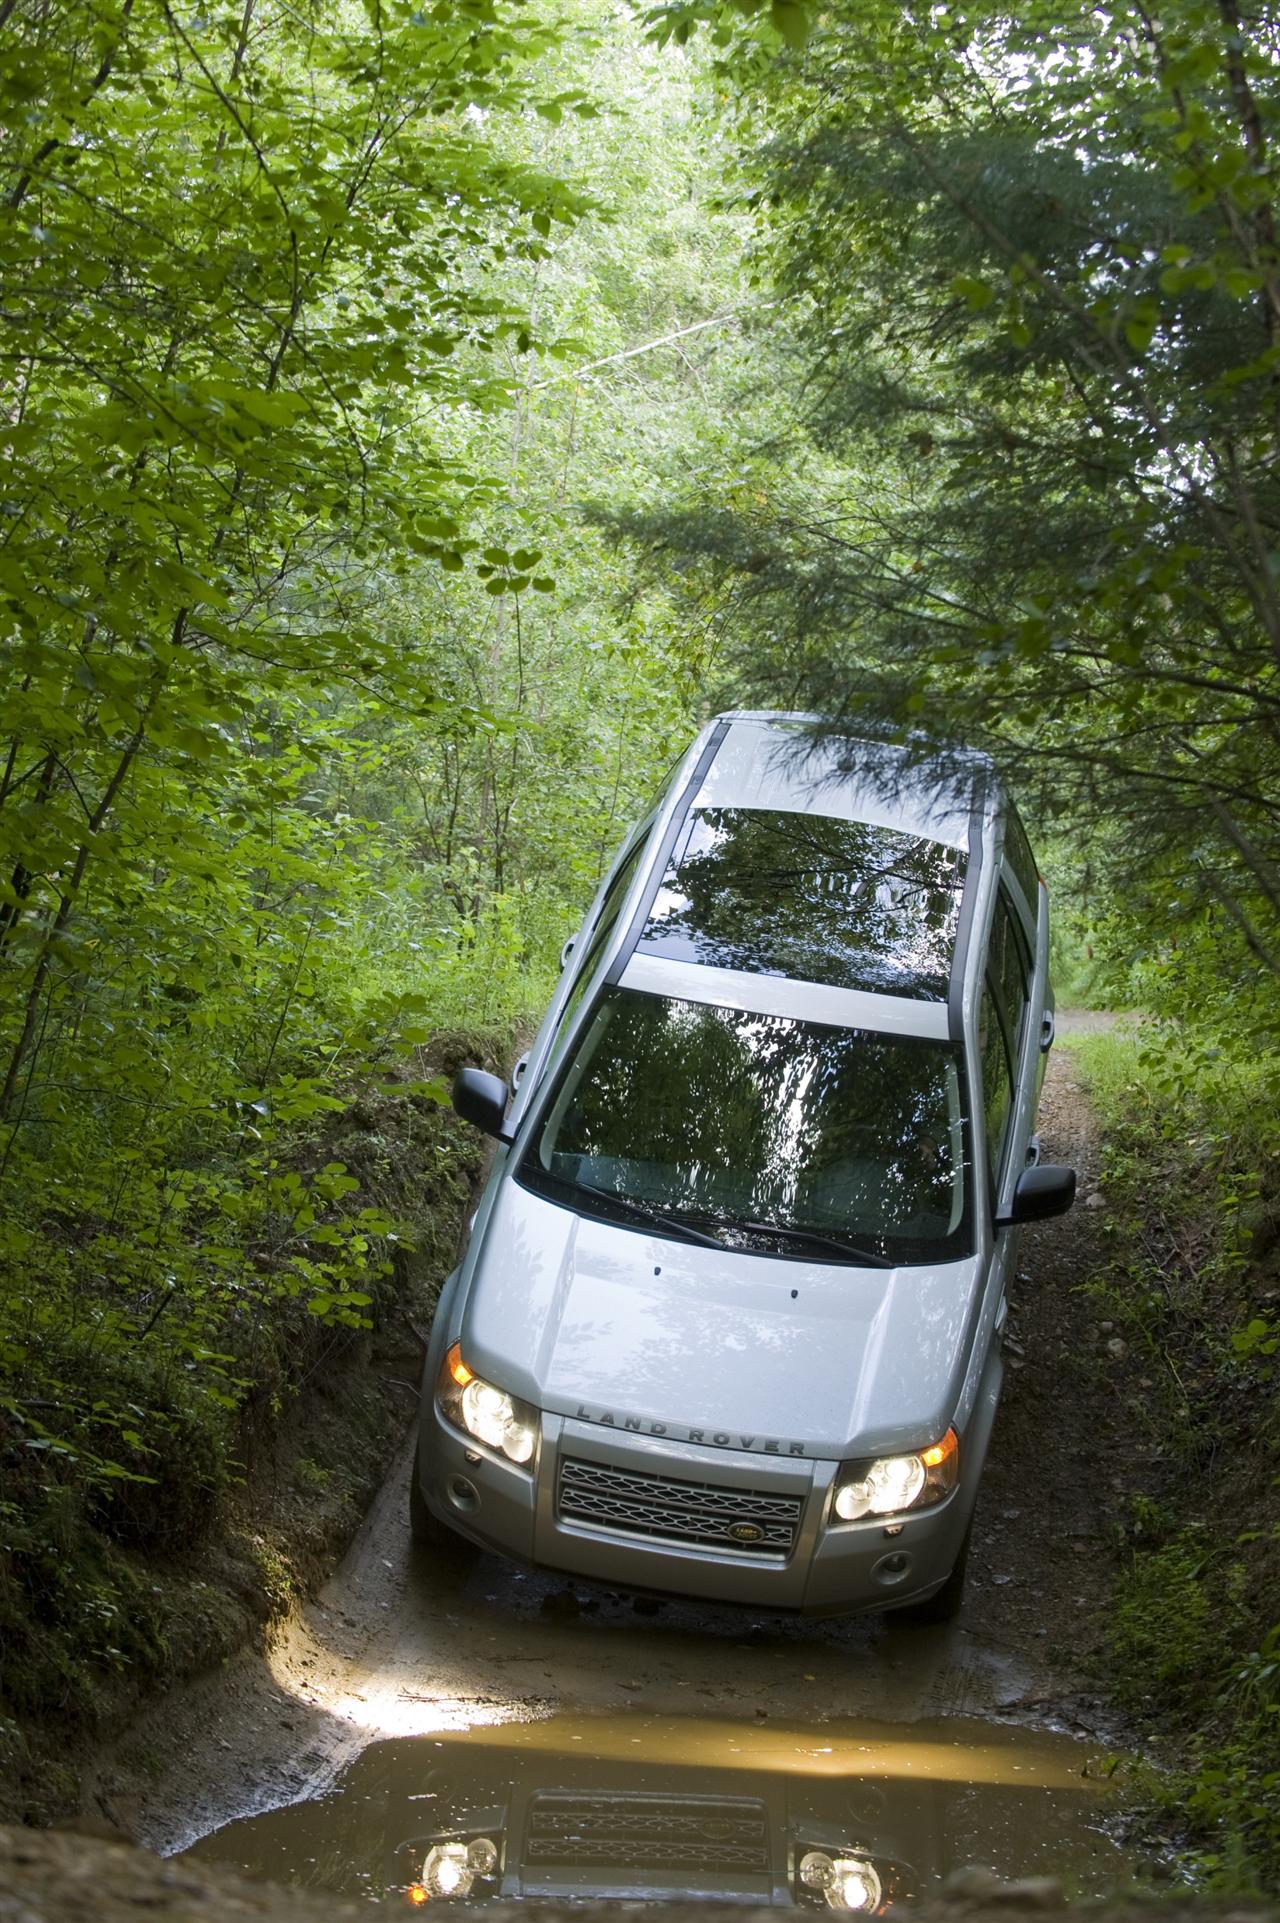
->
<box><xmin>1067</xmin><ymin>1025</ymin><xmax>1280</xmax><ymax>1892</ymax></box>
<box><xmin>0</xmin><ymin>1014</ymin><xmax>518</xmax><ymax>1825</ymax></box>
<box><xmin>1043</xmin><ymin>857</ymin><xmax>1120</xmax><ymax>1014</ymax></box>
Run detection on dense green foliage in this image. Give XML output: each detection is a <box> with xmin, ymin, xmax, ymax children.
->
<box><xmin>0</xmin><ymin>0</ymin><xmax>743</xmax><ymax>1764</ymax></box>
<box><xmin>0</xmin><ymin>0</ymin><xmax>587</xmax><ymax>1496</ymax></box>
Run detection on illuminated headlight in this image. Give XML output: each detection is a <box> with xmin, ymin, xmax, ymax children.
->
<box><xmin>832</xmin><ymin>1428</ymin><xmax>958</xmax><ymax>1522</ymax></box>
<box><xmin>412</xmin><ymin>1836</ymin><xmax>500</xmax><ymax>1902</ymax></box>
<box><xmin>439</xmin><ymin>1343</ymin><xmax>538</xmax><ymax>1468</ymax></box>
<box><xmin>799</xmin><ymin>1852</ymin><xmax>883</xmax><ymax>1912</ymax></box>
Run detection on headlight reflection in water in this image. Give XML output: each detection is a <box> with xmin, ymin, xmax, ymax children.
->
<box><xmin>799</xmin><ymin>1851</ymin><xmax>884</xmax><ymax>1912</ymax></box>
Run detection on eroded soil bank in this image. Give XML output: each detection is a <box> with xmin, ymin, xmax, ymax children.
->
<box><xmin>71</xmin><ymin>1016</ymin><xmax>1153</xmax><ymax>1899</ymax></box>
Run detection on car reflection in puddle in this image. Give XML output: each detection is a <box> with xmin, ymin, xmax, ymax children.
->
<box><xmin>186</xmin><ymin>1711</ymin><xmax>1128</xmax><ymax>1908</ymax></box>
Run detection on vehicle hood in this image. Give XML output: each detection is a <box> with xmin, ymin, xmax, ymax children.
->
<box><xmin>459</xmin><ymin>1180</ymin><xmax>983</xmax><ymax>1459</ymax></box>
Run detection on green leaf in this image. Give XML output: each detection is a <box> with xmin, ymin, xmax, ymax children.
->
<box><xmin>769</xmin><ymin>0</ymin><xmax>811</xmax><ymax>46</ymax></box>
<box><xmin>951</xmin><ymin>274</ymin><xmax>995</xmax><ymax>311</ymax></box>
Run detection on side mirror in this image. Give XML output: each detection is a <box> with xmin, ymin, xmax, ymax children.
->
<box><xmin>995</xmin><ymin>1163</ymin><xmax>1076</xmax><ymax>1228</ymax></box>
<box><xmin>452</xmin><ymin>1067</ymin><xmax>511</xmax><ymax>1140</ymax></box>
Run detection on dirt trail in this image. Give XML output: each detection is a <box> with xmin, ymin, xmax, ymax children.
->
<box><xmin>81</xmin><ymin>1017</ymin><xmax>1135</xmax><ymax>1858</ymax></box>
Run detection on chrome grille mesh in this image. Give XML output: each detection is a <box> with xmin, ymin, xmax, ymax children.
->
<box><xmin>525</xmin><ymin>1793</ymin><xmax>770</xmax><ymax>1871</ymax></box>
<box><xmin>557</xmin><ymin>1455</ymin><xmax>802</xmax><ymax>1556</ymax></box>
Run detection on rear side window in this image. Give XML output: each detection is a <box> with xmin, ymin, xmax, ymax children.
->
<box><xmin>557</xmin><ymin>835</ymin><xmax>648</xmax><ymax>1038</ymax></box>
<box><xmin>1005</xmin><ymin>808</ymin><xmax>1040</xmax><ymax>917</ymax></box>
<box><xmin>988</xmin><ymin>888</ymin><xmax>1031</xmax><ymax>1064</ymax></box>
<box><xmin>979</xmin><ymin>982</ymin><xmax>1013</xmax><ymax>1183</ymax></box>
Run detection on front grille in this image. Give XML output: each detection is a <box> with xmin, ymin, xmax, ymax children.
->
<box><xmin>557</xmin><ymin>1455</ymin><xmax>802</xmax><ymax>1556</ymax></box>
<box><xmin>525</xmin><ymin>1793</ymin><xmax>770</xmax><ymax>1872</ymax></box>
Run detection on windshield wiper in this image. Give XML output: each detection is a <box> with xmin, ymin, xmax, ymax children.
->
<box><xmin>529</xmin><ymin>1169</ymin><xmax>896</xmax><ymax>1263</ymax></box>
<box><xmin>739</xmin><ymin>1220</ymin><xmax>897</xmax><ymax>1267</ymax></box>
<box><xmin>539</xmin><ymin>1170</ymin><xmax>727</xmax><ymax>1250</ymax></box>
<box><xmin>586</xmin><ymin>1190</ymin><xmax>728</xmax><ymax>1250</ymax></box>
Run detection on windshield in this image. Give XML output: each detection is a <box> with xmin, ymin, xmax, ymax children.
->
<box><xmin>518</xmin><ymin>989</ymin><xmax>972</xmax><ymax>1265</ymax></box>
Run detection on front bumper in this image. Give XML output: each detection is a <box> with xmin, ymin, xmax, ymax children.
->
<box><xmin>415</xmin><ymin>1398</ymin><xmax>984</xmax><ymax>1616</ymax></box>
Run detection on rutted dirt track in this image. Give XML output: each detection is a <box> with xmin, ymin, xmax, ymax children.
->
<box><xmin>81</xmin><ymin>1018</ymin><xmax>1140</xmax><ymax>1868</ymax></box>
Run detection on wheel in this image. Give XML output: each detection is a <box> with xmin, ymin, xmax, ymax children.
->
<box><xmin>409</xmin><ymin>1461</ymin><xmax>480</xmax><ymax>1571</ymax></box>
<box><xmin>890</xmin><ymin>1519</ymin><xmax>972</xmax><ymax>1624</ymax></box>
<box><xmin>408</xmin><ymin>1458</ymin><xmax>435</xmax><ymax>1545</ymax></box>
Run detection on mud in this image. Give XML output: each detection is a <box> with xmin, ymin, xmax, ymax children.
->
<box><xmin>81</xmin><ymin>1016</ymin><xmax>1146</xmax><ymax>1892</ymax></box>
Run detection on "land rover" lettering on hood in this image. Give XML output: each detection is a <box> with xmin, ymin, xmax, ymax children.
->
<box><xmin>572</xmin><ymin>1405</ymin><xmax>807</xmax><ymax>1455</ymax></box>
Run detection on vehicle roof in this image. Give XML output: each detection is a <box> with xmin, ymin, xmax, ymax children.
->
<box><xmin>607</xmin><ymin>713</ymin><xmax>997</xmax><ymax>1025</ymax></box>
<box><xmin>697</xmin><ymin>713</ymin><xmax>994</xmax><ymax>850</ymax></box>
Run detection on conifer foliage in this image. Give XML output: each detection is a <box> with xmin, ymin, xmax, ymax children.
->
<box><xmin>637</xmin><ymin>0</ymin><xmax>1280</xmax><ymax>1022</ymax></box>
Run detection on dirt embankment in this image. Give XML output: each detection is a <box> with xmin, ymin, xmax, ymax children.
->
<box><xmin>2</xmin><ymin>1036</ymin><xmax>504</xmax><ymax>1831</ymax></box>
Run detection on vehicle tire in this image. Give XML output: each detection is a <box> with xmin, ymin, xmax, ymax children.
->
<box><xmin>890</xmin><ymin>1519</ymin><xmax>972</xmax><ymax>1625</ymax></box>
<box><xmin>409</xmin><ymin>1462</ymin><xmax>480</xmax><ymax>1571</ymax></box>
<box><xmin>408</xmin><ymin>1457</ymin><xmax>434</xmax><ymax>1545</ymax></box>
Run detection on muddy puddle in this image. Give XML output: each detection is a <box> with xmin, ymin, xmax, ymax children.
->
<box><xmin>184</xmin><ymin>1708</ymin><xmax>1128</xmax><ymax>1907</ymax></box>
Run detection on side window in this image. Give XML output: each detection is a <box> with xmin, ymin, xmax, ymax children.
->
<box><xmin>989</xmin><ymin>887</ymin><xmax>1031</xmax><ymax>1063</ymax></box>
<box><xmin>558</xmin><ymin>836</ymin><xmax>647</xmax><ymax>1037</ymax></box>
<box><xmin>1005</xmin><ymin>807</ymin><xmax>1041</xmax><ymax>919</ymax></box>
<box><xmin>979</xmin><ymin>981</ymin><xmax>1013</xmax><ymax>1182</ymax></box>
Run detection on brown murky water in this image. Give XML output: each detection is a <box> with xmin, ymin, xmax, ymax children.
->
<box><xmin>186</xmin><ymin>1708</ymin><xmax>1127</xmax><ymax>1907</ymax></box>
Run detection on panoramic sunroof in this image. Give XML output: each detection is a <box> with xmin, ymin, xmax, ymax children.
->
<box><xmin>639</xmin><ymin>807</ymin><xmax>966</xmax><ymax>1001</ymax></box>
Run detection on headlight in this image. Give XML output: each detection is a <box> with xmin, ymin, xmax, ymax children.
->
<box><xmin>831</xmin><ymin>1427</ymin><xmax>958</xmax><ymax>1522</ymax></box>
<box><xmin>409</xmin><ymin>1836</ymin><xmax>501</xmax><ymax>1903</ymax></box>
<box><xmin>799</xmin><ymin>1852</ymin><xmax>883</xmax><ymax>1912</ymax></box>
<box><xmin>438</xmin><ymin>1343</ymin><xmax>538</xmax><ymax>1469</ymax></box>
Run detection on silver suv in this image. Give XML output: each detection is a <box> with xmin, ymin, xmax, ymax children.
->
<box><xmin>412</xmin><ymin>712</ymin><xmax>1073</xmax><ymax>1619</ymax></box>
